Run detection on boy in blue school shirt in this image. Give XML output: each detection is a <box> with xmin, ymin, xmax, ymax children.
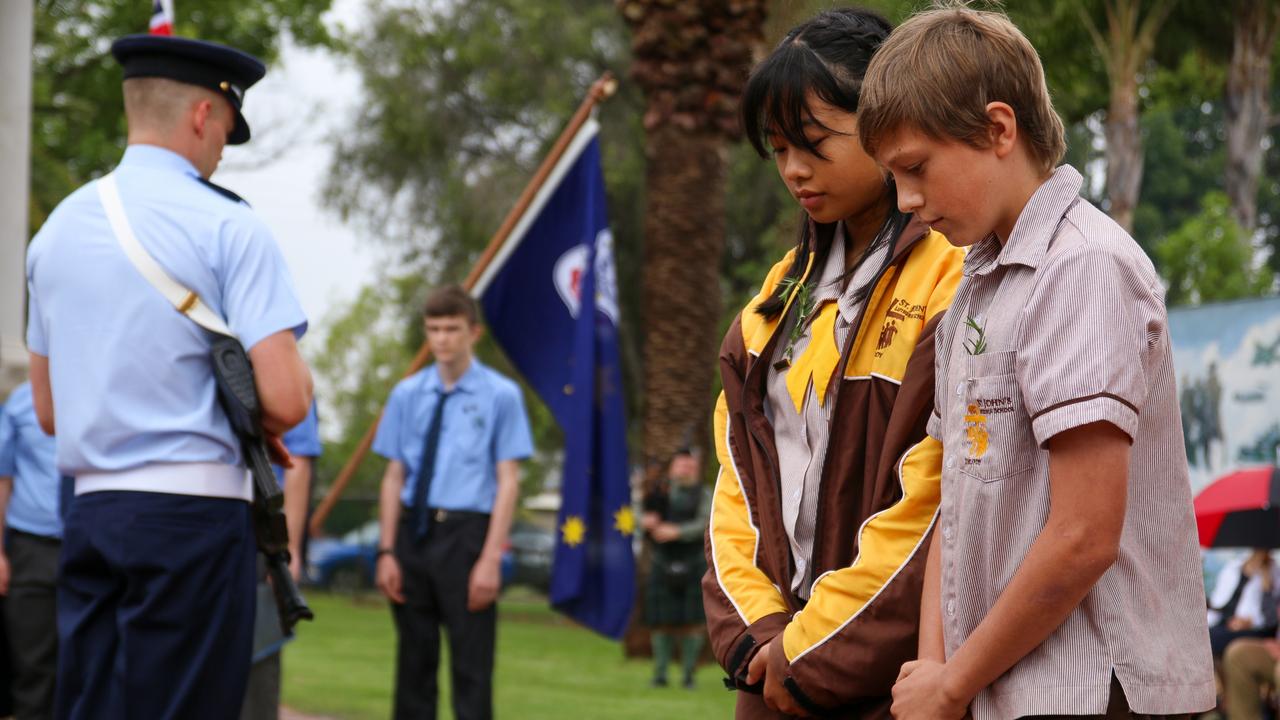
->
<box><xmin>373</xmin><ymin>286</ymin><xmax>533</xmax><ymax>720</ymax></box>
<box><xmin>0</xmin><ymin>381</ymin><xmax>61</xmax><ymax>719</ymax></box>
<box><xmin>241</xmin><ymin>402</ymin><xmax>321</xmax><ymax>720</ymax></box>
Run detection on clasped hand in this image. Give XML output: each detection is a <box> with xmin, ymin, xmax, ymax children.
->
<box><xmin>746</xmin><ymin>639</ymin><xmax>806</xmax><ymax>717</ymax></box>
<box><xmin>890</xmin><ymin>660</ymin><xmax>967</xmax><ymax>720</ymax></box>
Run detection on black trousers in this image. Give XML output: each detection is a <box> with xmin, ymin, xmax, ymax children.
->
<box><xmin>6</xmin><ymin>530</ymin><xmax>60</xmax><ymax>720</ymax></box>
<box><xmin>392</xmin><ymin>510</ymin><xmax>495</xmax><ymax>720</ymax></box>
<box><xmin>56</xmin><ymin>492</ymin><xmax>256</xmax><ymax>720</ymax></box>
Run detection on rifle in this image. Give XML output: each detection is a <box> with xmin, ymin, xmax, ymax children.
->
<box><xmin>209</xmin><ymin>333</ymin><xmax>315</xmax><ymax>632</ymax></box>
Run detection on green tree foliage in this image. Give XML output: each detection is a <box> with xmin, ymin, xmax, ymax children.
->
<box><xmin>1017</xmin><ymin>1</ymin><xmax>1278</xmax><ymax>300</ymax></box>
<box><xmin>1133</xmin><ymin>51</ymin><xmax>1228</xmax><ymax>253</ymax></box>
<box><xmin>31</xmin><ymin>0</ymin><xmax>333</xmax><ymax>233</ymax></box>
<box><xmin>1156</xmin><ymin>192</ymin><xmax>1275</xmax><ymax>305</ymax></box>
<box><xmin>1131</xmin><ymin>18</ymin><xmax>1280</xmax><ymax>298</ymax></box>
<box><xmin>309</xmin><ymin>279</ymin><xmax>417</xmax><ymax>494</ymax></box>
<box><xmin>323</xmin><ymin>1</ymin><xmax>637</xmax><ymax>279</ymax></box>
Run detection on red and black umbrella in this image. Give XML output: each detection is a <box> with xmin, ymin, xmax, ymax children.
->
<box><xmin>1195</xmin><ymin>466</ymin><xmax>1280</xmax><ymax>549</ymax></box>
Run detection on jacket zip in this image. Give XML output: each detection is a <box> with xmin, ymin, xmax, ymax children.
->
<box><xmin>807</xmin><ymin>248</ymin><xmax>910</xmax><ymax>583</ymax></box>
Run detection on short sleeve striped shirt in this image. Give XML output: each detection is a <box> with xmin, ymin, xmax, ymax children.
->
<box><xmin>930</xmin><ymin>166</ymin><xmax>1214</xmax><ymax>719</ymax></box>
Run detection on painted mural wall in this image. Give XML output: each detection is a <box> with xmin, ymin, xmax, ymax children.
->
<box><xmin>1168</xmin><ymin>296</ymin><xmax>1280</xmax><ymax>495</ymax></box>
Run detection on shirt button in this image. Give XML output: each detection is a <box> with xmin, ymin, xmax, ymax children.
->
<box><xmin>955</xmin><ymin>381</ymin><xmax>965</xmax><ymax>397</ymax></box>
<box><xmin>945</xmin><ymin>457</ymin><xmax>955</xmax><ymax>470</ymax></box>
<box><xmin>943</xmin><ymin>525</ymin><xmax>953</xmax><ymax>541</ymax></box>
<box><xmin>946</xmin><ymin>600</ymin><xmax>956</xmax><ymax>616</ymax></box>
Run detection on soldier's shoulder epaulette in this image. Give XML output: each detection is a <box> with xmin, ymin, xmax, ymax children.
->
<box><xmin>197</xmin><ymin>177</ymin><xmax>251</xmax><ymax>207</ymax></box>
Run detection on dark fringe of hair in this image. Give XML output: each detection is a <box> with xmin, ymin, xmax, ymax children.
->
<box><xmin>423</xmin><ymin>284</ymin><xmax>480</xmax><ymax>325</ymax></box>
<box><xmin>744</xmin><ymin>8</ymin><xmax>899</xmax><ymax>319</ymax></box>
<box><xmin>741</xmin><ymin>7</ymin><xmax>894</xmax><ymax>161</ymax></box>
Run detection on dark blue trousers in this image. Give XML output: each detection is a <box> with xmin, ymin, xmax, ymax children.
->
<box><xmin>55</xmin><ymin>491</ymin><xmax>256</xmax><ymax>720</ymax></box>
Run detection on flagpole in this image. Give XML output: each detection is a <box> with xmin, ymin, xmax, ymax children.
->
<box><xmin>309</xmin><ymin>72</ymin><xmax>619</xmax><ymax>537</ymax></box>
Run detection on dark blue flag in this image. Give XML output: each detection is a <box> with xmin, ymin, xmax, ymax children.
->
<box><xmin>474</xmin><ymin>119</ymin><xmax>635</xmax><ymax>638</ymax></box>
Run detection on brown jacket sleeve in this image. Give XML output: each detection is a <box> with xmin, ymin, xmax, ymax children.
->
<box><xmin>702</xmin><ymin>312</ymin><xmax>791</xmax><ymax>685</ymax></box>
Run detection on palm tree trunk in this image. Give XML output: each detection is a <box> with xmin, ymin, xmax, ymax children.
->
<box><xmin>618</xmin><ymin>0</ymin><xmax>767</xmax><ymax>655</ymax></box>
<box><xmin>640</xmin><ymin>123</ymin><xmax>727</xmax><ymax>471</ymax></box>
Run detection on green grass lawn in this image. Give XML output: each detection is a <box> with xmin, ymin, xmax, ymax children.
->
<box><xmin>283</xmin><ymin>590</ymin><xmax>736</xmax><ymax>719</ymax></box>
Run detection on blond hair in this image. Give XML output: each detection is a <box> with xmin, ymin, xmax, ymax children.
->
<box><xmin>858</xmin><ymin>5</ymin><xmax>1065</xmax><ymax>174</ymax></box>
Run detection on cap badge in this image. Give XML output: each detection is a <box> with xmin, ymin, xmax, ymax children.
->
<box><xmin>219</xmin><ymin>80</ymin><xmax>244</xmax><ymax>104</ymax></box>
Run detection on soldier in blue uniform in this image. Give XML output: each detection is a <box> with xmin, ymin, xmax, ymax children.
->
<box><xmin>25</xmin><ymin>34</ymin><xmax>313</xmax><ymax>720</ymax></box>
<box><xmin>0</xmin><ymin>380</ymin><xmax>62</xmax><ymax>719</ymax></box>
<box><xmin>241</xmin><ymin>402</ymin><xmax>322</xmax><ymax>720</ymax></box>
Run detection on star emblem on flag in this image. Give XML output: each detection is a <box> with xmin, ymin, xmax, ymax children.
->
<box><xmin>561</xmin><ymin>515</ymin><xmax>586</xmax><ymax>547</ymax></box>
<box><xmin>612</xmin><ymin>505</ymin><xmax>635</xmax><ymax>536</ymax></box>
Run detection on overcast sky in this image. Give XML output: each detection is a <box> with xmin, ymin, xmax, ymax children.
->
<box><xmin>218</xmin><ymin>0</ymin><xmax>374</xmax><ymax>352</ymax></box>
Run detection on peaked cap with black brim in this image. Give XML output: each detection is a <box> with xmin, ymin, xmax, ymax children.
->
<box><xmin>111</xmin><ymin>34</ymin><xmax>266</xmax><ymax>145</ymax></box>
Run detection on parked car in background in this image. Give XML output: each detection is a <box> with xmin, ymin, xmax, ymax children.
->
<box><xmin>306</xmin><ymin>518</ymin><xmax>557</xmax><ymax>594</ymax></box>
<box><xmin>506</xmin><ymin>520</ymin><xmax>555</xmax><ymax>593</ymax></box>
<box><xmin>307</xmin><ymin>519</ymin><xmax>379</xmax><ymax>592</ymax></box>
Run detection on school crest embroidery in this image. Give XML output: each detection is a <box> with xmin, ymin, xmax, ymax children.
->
<box><xmin>877</xmin><ymin>320</ymin><xmax>899</xmax><ymax>351</ymax></box>
<box><xmin>875</xmin><ymin>297</ymin><xmax>924</xmax><ymax>358</ymax></box>
<box><xmin>964</xmin><ymin>403</ymin><xmax>989</xmax><ymax>460</ymax></box>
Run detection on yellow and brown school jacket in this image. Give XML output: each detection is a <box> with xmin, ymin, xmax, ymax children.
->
<box><xmin>703</xmin><ymin>219</ymin><xmax>964</xmax><ymax>718</ymax></box>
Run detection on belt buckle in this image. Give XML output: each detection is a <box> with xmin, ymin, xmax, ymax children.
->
<box><xmin>433</xmin><ymin>508</ymin><xmax>449</xmax><ymax>523</ymax></box>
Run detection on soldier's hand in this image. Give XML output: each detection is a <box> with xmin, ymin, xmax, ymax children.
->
<box><xmin>467</xmin><ymin>554</ymin><xmax>501</xmax><ymax>612</ymax></box>
<box><xmin>289</xmin><ymin>553</ymin><xmax>303</xmax><ymax>583</ymax></box>
<box><xmin>265</xmin><ymin>433</ymin><xmax>294</xmax><ymax>469</ymax></box>
<box><xmin>376</xmin><ymin>554</ymin><xmax>405</xmax><ymax>604</ymax></box>
<box><xmin>0</xmin><ymin>551</ymin><xmax>9</xmax><ymax>596</ymax></box>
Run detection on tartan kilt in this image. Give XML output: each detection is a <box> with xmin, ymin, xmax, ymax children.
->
<box><xmin>644</xmin><ymin>554</ymin><xmax>706</xmax><ymax>627</ymax></box>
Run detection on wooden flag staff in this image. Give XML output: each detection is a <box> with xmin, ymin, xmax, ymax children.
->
<box><xmin>309</xmin><ymin>72</ymin><xmax>619</xmax><ymax>537</ymax></box>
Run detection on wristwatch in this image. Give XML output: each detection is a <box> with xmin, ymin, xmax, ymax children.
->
<box><xmin>376</xmin><ymin>547</ymin><xmax>394</xmax><ymax>558</ymax></box>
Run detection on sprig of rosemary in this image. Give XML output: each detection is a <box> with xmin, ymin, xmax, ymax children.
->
<box><xmin>778</xmin><ymin>276</ymin><xmax>816</xmax><ymax>365</ymax></box>
<box><xmin>963</xmin><ymin>316</ymin><xmax>988</xmax><ymax>355</ymax></box>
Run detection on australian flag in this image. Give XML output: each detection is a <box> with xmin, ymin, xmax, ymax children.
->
<box><xmin>474</xmin><ymin>117</ymin><xmax>634</xmax><ymax>638</ymax></box>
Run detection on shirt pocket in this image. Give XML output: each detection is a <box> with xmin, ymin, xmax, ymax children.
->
<box><xmin>455</xmin><ymin>404</ymin><xmax>491</xmax><ymax>467</ymax></box>
<box><xmin>958</xmin><ymin>350</ymin><xmax>1035</xmax><ymax>483</ymax></box>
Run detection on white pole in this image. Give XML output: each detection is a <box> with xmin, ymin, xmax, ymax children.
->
<box><xmin>0</xmin><ymin>1</ymin><xmax>34</xmax><ymax>392</ymax></box>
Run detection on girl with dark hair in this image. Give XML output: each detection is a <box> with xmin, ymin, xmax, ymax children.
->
<box><xmin>702</xmin><ymin>8</ymin><xmax>965</xmax><ymax>718</ymax></box>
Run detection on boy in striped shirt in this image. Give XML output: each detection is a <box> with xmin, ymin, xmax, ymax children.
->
<box><xmin>857</xmin><ymin>7</ymin><xmax>1214</xmax><ymax>720</ymax></box>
